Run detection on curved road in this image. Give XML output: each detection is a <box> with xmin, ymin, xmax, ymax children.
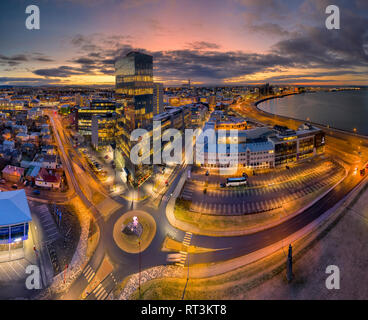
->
<box><xmin>47</xmin><ymin>103</ymin><xmax>368</xmax><ymax>299</ymax></box>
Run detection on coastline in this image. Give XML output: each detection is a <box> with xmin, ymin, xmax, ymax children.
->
<box><xmin>254</xmin><ymin>93</ymin><xmax>368</xmax><ymax>138</ymax></box>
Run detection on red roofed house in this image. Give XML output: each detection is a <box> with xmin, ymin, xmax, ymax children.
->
<box><xmin>35</xmin><ymin>168</ymin><xmax>61</xmax><ymax>189</ymax></box>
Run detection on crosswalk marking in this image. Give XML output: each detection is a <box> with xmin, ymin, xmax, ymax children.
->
<box><xmin>176</xmin><ymin>251</ymin><xmax>188</xmax><ymax>267</ymax></box>
<box><xmin>83</xmin><ymin>265</ymin><xmax>96</xmax><ymax>283</ymax></box>
<box><xmin>90</xmin><ymin>283</ymin><xmax>109</xmax><ymax>300</ymax></box>
<box><xmin>182</xmin><ymin>232</ymin><xmax>192</xmax><ymax>246</ymax></box>
<box><xmin>176</xmin><ymin>232</ymin><xmax>193</xmax><ymax>267</ymax></box>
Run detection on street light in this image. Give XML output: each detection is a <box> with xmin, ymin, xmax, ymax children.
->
<box><xmin>138</xmin><ymin>239</ymin><xmax>141</xmax><ymax>299</ymax></box>
<box><xmin>182</xmin><ymin>253</ymin><xmax>190</xmax><ymax>300</ymax></box>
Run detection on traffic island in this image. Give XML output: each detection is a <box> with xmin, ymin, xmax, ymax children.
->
<box><xmin>113</xmin><ymin>210</ymin><xmax>156</xmax><ymax>254</ymax></box>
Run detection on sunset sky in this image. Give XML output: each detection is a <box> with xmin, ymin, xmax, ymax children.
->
<box><xmin>0</xmin><ymin>0</ymin><xmax>367</xmax><ymax>86</ymax></box>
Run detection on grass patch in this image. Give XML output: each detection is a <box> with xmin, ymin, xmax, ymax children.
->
<box><xmin>174</xmin><ymin>199</ymin><xmax>272</xmax><ymax>232</ymax></box>
<box><xmin>131</xmin><ymin>278</ymin><xmax>185</xmax><ymax>300</ymax></box>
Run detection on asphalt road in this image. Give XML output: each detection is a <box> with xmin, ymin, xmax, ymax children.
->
<box><xmin>45</xmin><ymin>101</ymin><xmax>368</xmax><ymax>300</ymax></box>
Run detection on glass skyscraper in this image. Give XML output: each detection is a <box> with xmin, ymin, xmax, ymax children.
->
<box><xmin>115</xmin><ymin>51</ymin><xmax>154</xmax><ymax>186</ymax></box>
<box><xmin>153</xmin><ymin>82</ymin><xmax>164</xmax><ymax>115</ymax></box>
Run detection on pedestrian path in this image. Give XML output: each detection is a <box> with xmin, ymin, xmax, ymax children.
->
<box><xmin>82</xmin><ymin>264</ymin><xmax>96</xmax><ymax>283</ymax></box>
<box><xmin>32</xmin><ymin>204</ymin><xmax>60</xmax><ymax>244</ymax></box>
<box><xmin>176</xmin><ymin>232</ymin><xmax>192</xmax><ymax>267</ymax></box>
<box><xmin>90</xmin><ymin>283</ymin><xmax>109</xmax><ymax>300</ymax></box>
<box><xmin>181</xmin><ymin>183</ymin><xmax>194</xmax><ymax>200</ymax></box>
<box><xmin>183</xmin><ymin>232</ymin><xmax>192</xmax><ymax>246</ymax></box>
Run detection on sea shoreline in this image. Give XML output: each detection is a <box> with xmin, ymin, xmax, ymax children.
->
<box><xmin>254</xmin><ymin>93</ymin><xmax>368</xmax><ymax>138</ymax></box>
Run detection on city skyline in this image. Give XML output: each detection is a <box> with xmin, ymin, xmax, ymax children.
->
<box><xmin>1</xmin><ymin>0</ymin><xmax>368</xmax><ymax>87</ymax></box>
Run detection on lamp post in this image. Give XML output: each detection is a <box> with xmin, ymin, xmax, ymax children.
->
<box><xmin>286</xmin><ymin>244</ymin><xmax>293</xmax><ymax>282</ymax></box>
<box><xmin>182</xmin><ymin>254</ymin><xmax>190</xmax><ymax>300</ymax></box>
<box><xmin>110</xmin><ymin>142</ymin><xmax>116</xmax><ymax>189</ymax></box>
<box><xmin>138</xmin><ymin>239</ymin><xmax>141</xmax><ymax>298</ymax></box>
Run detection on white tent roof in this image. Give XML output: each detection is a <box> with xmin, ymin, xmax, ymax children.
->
<box><xmin>0</xmin><ymin>190</ymin><xmax>32</xmax><ymax>226</ymax></box>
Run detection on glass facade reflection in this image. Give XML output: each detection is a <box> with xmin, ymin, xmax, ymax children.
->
<box><xmin>115</xmin><ymin>52</ymin><xmax>154</xmax><ymax>185</ymax></box>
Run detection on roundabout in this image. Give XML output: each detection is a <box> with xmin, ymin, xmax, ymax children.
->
<box><xmin>113</xmin><ymin>210</ymin><xmax>157</xmax><ymax>254</ymax></box>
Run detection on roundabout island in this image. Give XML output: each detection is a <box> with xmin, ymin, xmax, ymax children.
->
<box><xmin>113</xmin><ymin>210</ymin><xmax>157</xmax><ymax>254</ymax></box>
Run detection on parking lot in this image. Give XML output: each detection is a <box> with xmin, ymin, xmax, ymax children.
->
<box><xmin>0</xmin><ymin>258</ymin><xmax>31</xmax><ymax>283</ymax></box>
<box><xmin>181</xmin><ymin>159</ymin><xmax>346</xmax><ymax>215</ymax></box>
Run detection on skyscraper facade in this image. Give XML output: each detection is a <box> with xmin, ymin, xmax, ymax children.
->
<box><xmin>153</xmin><ymin>82</ymin><xmax>164</xmax><ymax>115</ymax></box>
<box><xmin>115</xmin><ymin>52</ymin><xmax>154</xmax><ymax>186</ymax></box>
<box><xmin>77</xmin><ymin>99</ymin><xmax>116</xmax><ymax>147</ymax></box>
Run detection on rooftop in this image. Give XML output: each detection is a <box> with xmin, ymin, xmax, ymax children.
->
<box><xmin>0</xmin><ymin>190</ymin><xmax>32</xmax><ymax>226</ymax></box>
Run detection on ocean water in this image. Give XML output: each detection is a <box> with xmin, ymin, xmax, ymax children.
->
<box><xmin>258</xmin><ymin>89</ymin><xmax>368</xmax><ymax>135</ymax></box>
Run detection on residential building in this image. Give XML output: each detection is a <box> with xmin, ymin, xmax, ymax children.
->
<box><xmin>35</xmin><ymin>168</ymin><xmax>61</xmax><ymax>189</ymax></box>
<box><xmin>2</xmin><ymin>165</ymin><xmax>25</xmax><ymax>183</ymax></box>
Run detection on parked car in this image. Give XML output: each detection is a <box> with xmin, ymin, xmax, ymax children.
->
<box><xmin>11</xmin><ymin>184</ymin><xmax>18</xmax><ymax>189</ymax></box>
<box><xmin>0</xmin><ymin>179</ymin><xmax>6</xmax><ymax>184</ymax></box>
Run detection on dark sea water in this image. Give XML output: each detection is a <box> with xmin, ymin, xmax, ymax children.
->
<box><xmin>258</xmin><ymin>89</ymin><xmax>368</xmax><ymax>135</ymax></box>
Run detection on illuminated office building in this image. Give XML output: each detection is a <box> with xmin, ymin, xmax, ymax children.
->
<box><xmin>153</xmin><ymin>83</ymin><xmax>164</xmax><ymax>115</ymax></box>
<box><xmin>115</xmin><ymin>52</ymin><xmax>154</xmax><ymax>186</ymax></box>
<box><xmin>77</xmin><ymin>99</ymin><xmax>116</xmax><ymax>145</ymax></box>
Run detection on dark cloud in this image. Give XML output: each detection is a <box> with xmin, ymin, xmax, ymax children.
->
<box><xmin>72</xmin><ymin>57</ymin><xmax>96</xmax><ymax>65</ymax></box>
<box><xmin>0</xmin><ymin>53</ymin><xmax>54</xmax><ymax>67</ymax></box>
<box><xmin>0</xmin><ymin>54</ymin><xmax>28</xmax><ymax>66</ymax></box>
<box><xmin>186</xmin><ymin>41</ymin><xmax>221</xmax><ymax>50</ymax></box>
<box><xmin>0</xmin><ymin>77</ymin><xmax>61</xmax><ymax>86</ymax></box>
<box><xmin>34</xmin><ymin>57</ymin><xmax>54</xmax><ymax>62</ymax></box>
<box><xmin>33</xmin><ymin>66</ymin><xmax>87</xmax><ymax>78</ymax></box>
<box><xmin>246</xmin><ymin>22</ymin><xmax>292</xmax><ymax>37</ymax></box>
<box><xmin>30</xmin><ymin>0</ymin><xmax>368</xmax><ymax>84</ymax></box>
<box><xmin>273</xmin><ymin>13</ymin><xmax>368</xmax><ymax>69</ymax></box>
